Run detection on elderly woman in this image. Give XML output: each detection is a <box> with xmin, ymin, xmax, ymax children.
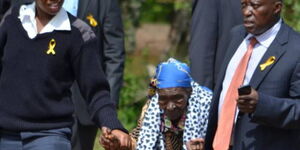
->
<box><xmin>101</xmin><ymin>58</ymin><xmax>212</xmax><ymax>150</ymax></box>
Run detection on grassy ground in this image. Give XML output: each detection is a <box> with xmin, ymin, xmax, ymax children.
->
<box><xmin>93</xmin><ymin>131</ymin><xmax>104</xmax><ymax>150</ymax></box>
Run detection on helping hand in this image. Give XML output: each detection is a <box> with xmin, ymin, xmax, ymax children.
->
<box><xmin>100</xmin><ymin>127</ymin><xmax>131</xmax><ymax>150</ymax></box>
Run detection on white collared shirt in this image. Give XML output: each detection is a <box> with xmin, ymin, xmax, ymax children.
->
<box><xmin>218</xmin><ymin>20</ymin><xmax>282</xmax><ymax>121</ymax></box>
<box><xmin>18</xmin><ymin>2</ymin><xmax>71</xmax><ymax>39</ymax></box>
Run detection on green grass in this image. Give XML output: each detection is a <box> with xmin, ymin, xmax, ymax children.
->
<box><xmin>93</xmin><ymin>131</ymin><xmax>104</xmax><ymax>150</ymax></box>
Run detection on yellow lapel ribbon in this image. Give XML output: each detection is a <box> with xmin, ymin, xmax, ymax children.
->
<box><xmin>86</xmin><ymin>14</ymin><xmax>98</xmax><ymax>27</ymax></box>
<box><xmin>46</xmin><ymin>39</ymin><xmax>56</xmax><ymax>55</ymax></box>
<box><xmin>260</xmin><ymin>56</ymin><xmax>276</xmax><ymax>71</ymax></box>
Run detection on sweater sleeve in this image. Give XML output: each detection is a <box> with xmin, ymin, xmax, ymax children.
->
<box><xmin>71</xmin><ymin>27</ymin><xmax>126</xmax><ymax>133</ymax></box>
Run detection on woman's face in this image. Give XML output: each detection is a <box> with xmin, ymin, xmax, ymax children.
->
<box><xmin>158</xmin><ymin>87</ymin><xmax>191</xmax><ymax>121</ymax></box>
<box><xmin>35</xmin><ymin>0</ymin><xmax>64</xmax><ymax>17</ymax></box>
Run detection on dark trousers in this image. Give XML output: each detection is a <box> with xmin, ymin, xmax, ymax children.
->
<box><xmin>0</xmin><ymin>128</ymin><xmax>71</xmax><ymax>150</ymax></box>
<box><xmin>71</xmin><ymin>119</ymin><xmax>98</xmax><ymax>150</ymax></box>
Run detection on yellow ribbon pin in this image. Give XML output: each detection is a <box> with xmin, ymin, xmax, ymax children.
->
<box><xmin>86</xmin><ymin>14</ymin><xmax>98</xmax><ymax>27</ymax></box>
<box><xmin>46</xmin><ymin>39</ymin><xmax>56</xmax><ymax>55</ymax></box>
<box><xmin>260</xmin><ymin>56</ymin><xmax>276</xmax><ymax>71</ymax></box>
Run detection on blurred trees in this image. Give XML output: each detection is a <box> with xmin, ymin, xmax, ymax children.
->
<box><xmin>120</xmin><ymin>0</ymin><xmax>192</xmax><ymax>58</ymax></box>
<box><xmin>282</xmin><ymin>0</ymin><xmax>300</xmax><ymax>31</ymax></box>
<box><xmin>120</xmin><ymin>0</ymin><xmax>144</xmax><ymax>53</ymax></box>
<box><xmin>117</xmin><ymin>0</ymin><xmax>300</xmax><ymax>131</ymax></box>
<box><xmin>120</xmin><ymin>0</ymin><xmax>300</xmax><ymax>56</ymax></box>
<box><xmin>165</xmin><ymin>0</ymin><xmax>191</xmax><ymax>61</ymax></box>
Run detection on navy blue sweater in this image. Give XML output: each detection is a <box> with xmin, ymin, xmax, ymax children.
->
<box><xmin>0</xmin><ymin>6</ymin><xmax>125</xmax><ymax>132</ymax></box>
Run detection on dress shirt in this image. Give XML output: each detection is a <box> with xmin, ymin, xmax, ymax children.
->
<box><xmin>218</xmin><ymin>20</ymin><xmax>282</xmax><ymax>121</ymax></box>
<box><xmin>18</xmin><ymin>2</ymin><xmax>71</xmax><ymax>39</ymax></box>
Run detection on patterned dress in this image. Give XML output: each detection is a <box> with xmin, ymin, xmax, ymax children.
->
<box><xmin>130</xmin><ymin>101</ymin><xmax>184</xmax><ymax>150</ymax></box>
<box><xmin>130</xmin><ymin>82</ymin><xmax>212</xmax><ymax>150</ymax></box>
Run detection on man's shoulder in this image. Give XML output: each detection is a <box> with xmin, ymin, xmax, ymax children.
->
<box><xmin>230</xmin><ymin>24</ymin><xmax>245</xmax><ymax>34</ymax></box>
<box><xmin>285</xmin><ymin>24</ymin><xmax>300</xmax><ymax>39</ymax></box>
<box><xmin>69</xmin><ymin>15</ymin><xmax>96</xmax><ymax>42</ymax></box>
<box><xmin>277</xmin><ymin>23</ymin><xmax>300</xmax><ymax>45</ymax></box>
<box><xmin>225</xmin><ymin>24</ymin><xmax>246</xmax><ymax>42</ymax></box>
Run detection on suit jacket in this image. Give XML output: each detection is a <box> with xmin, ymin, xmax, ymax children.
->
<box><xmin>4</xmin><ymin>0</ymin><xmax>125</xmax><ymax>125</ymax></box>
<box><xmin>205</xmin><ymin>23</ymin><xmax>300</xmax><ymax>150</ymax></box>
<box><xmin>72</xmin><ymin>0</ymin><xmax>125</xmax><ymax>125</ymax></box>
<box><xmin>189</xmin><ymin>0</ymin><xmax>243</xmax><ymax>89</ymax></box>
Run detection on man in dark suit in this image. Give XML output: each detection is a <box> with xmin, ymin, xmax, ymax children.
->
<box><xmin>64</xmin><ymin>0</ymin><xmax>125</xmax><ymax>150</ymax></box>
<box><xmin>189</xmin><ymin>0</ymin><xmax>243</xmax><ymax>90</ymax></box>
<box><xmin>205</xmin><ymin>0</ymin><xmax>300</xmax><ymax>149</ymax></box>
<box><xmin>0</xmin><ymin>0</ymin><xmax>125</xmax><ymax>150</ymax></box>
<box><xmin>66</xmin><ymin>1</ymin><xmax>125</xmax><ymax>150</ymax></box>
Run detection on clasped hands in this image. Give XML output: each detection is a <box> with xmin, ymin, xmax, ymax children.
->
<box><xmin>100</xmin><ymin>127</ymin><xmax>132</xmax><ymax>150</ymax></box>
<box><xmin>237</xmin><ymin>87</ymin><xmax>259</xmax><ymax>113</ymax></box>
<box><xmin>100</xmin><ymin>128</ymin><xmax>204</xmax><ymax>150</ymax></box>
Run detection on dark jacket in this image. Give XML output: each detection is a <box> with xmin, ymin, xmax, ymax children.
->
<box><xmin>72</xmin><ymin>0</ymin><xmax>125</xmax><ymax>125</ymax></box>
<box><xmin>189</xmin><ymin>0</ymin><xmax>242</xmax><ymax>89</ymax></box>
<box><xmin>205</xmin><ymin>23</ymin><xmax>300</xmax><ymax>150</ymax></box>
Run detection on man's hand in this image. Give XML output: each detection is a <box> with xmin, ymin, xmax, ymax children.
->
<box><xmin>100</xmin><ymin>127</ymin><xmax>131</xmax><ymax>150</ymax></box>
<box><xmin>111</xmin><ymin>129</ymin><xmax>131</xmax><ymax>150</ymax></box>
<box><xmin>237</xmin><ymin>87</ymin><xmax>259</xmax><ymax>113</ymax></box>
<box><xmin>186</xmin><ymin>138</ymin><xmax>205</xmax><ymax>150</ymax></box>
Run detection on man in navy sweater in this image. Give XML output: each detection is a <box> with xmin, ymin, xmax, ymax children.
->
<box><xmin>0</xmin><ymin>0</ymin><xmax>130</xmax><ymax>150</ymax></box>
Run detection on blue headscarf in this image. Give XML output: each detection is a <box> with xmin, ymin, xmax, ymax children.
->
<box><xmin>155</xmin><ymin>58</ymin><xmax>192</xmax><ymax>89</ymax></box>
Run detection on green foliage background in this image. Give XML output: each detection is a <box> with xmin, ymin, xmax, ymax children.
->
<box><xmin>282</xmin><ymin>0</ymin><xmax>300</xmax><ymax>31</ymax></box>
<box><xmin>118</xmin><ymin>0</ymin><xmax>300</xmax><ymax>130</ymax></box>
<box><xmin>94</xmin><ymin>0</ymin><xmax>300</xmax><ymax>149</ymax></box>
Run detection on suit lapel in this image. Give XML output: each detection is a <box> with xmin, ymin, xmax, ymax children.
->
<box><xmin>78</xmin><ymin>0</ymin><xmax>91</xmax><ymax>19</ymax></box>
<box><xmin>250</xmin><ymin>23</ymin><xmax>289</xmax><ymax>89</ymax></box>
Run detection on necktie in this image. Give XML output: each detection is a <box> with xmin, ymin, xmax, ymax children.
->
<box><xmin>213</xmin><ymin>37</ymin><xmax>258</xmax><ymax>150</ymax></box>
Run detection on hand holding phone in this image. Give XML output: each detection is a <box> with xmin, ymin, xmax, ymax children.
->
<box><xmin>238</xmin><ymin>85</ymin><xmax>252</xmax><ymax>95</ymax></box>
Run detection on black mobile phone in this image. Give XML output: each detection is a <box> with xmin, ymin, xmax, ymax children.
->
<box><xmin>238</xmin><ymin>85</ymin><xmax>252</xmax><ymax>95</ymax></box>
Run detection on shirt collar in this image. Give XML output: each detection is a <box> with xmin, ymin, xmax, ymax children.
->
<box><xmin>19</xmin><ymin>2</ymin><xmax>36</xmax><ymax>23</ymax></box>
<box><xmin>18</xmin><ymin>2</ymin><xmax>71</xmax><ymax>33</ymax></box>
<box><xmin>46</xmin><ymin>7</ymin><xmax>71</xmax><ymax>32</ymax></box>
<box><xmin>246</xmin><ymin>19</ymin><xmax>282</xmax><ymax>48</ymax></box>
